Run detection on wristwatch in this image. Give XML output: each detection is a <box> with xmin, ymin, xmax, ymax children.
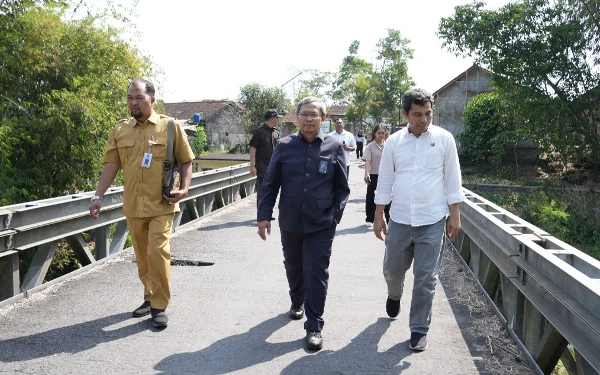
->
<box><xmin>91</xmin><ymin>195</ymin><xmax>101</xmax><ymax>203</ymax></box>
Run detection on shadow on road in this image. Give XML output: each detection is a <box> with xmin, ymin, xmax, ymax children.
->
<box><xmin>0</xmin><ymin>313</ymin><xmax>148</xmax><ymax>362</ymax></box>
<box><xmin>154</xmin><ymin>313</ymin><xmax>300</xmax><ymax>374</ymax></box>
<box><xmin>281</xmin><ymin>318</ymin><xmax>413</xmax><ymax>375</ymax></box>
<box><xmin>155</xmin><ymin>316</ymin><xmax>414</xmax><ymax>375</ymax></box>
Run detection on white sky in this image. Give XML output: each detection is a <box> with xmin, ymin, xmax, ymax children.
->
<box><xmin>129</xmin><ymin>0</ymin><xmax>511</xmax><ymax>103</ymax></box>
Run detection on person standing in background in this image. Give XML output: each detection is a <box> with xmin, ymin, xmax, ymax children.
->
<box><xmin>249</xmin><ymin>109</ymin><xmax>281</xmax><ymax>213</ymax></box>
<box><xmin>355</xmin><ymin>130</ymin><xmax>365</xmax><ymax>159</ymax></box>
<box><xmin>328</xmin><ymin>119</ymin><xmax>355</xmax><ymax>177</ymax></box>
<box><xmin>363</xmin><ymin>125</ymin><xmax>389</xmax><ymax>229</ymax></box>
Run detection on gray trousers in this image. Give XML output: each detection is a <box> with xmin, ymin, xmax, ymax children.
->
<box><xmin>383</xmin><ymin>217</ymin><xmax>445</xmax><ymax>334</ymax></box>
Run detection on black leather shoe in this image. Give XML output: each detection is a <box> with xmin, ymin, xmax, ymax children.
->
<box><xmin>386</xmin><ymin>297</ymin><xmax>400</xmax><ymax>318</ymax></box>
<box><xmin>289</xmin><ymin>305</ymin><xmax>304</xmax><ymax>320</ymax></box>
<box><xmin>151</xmin><ymin>308</ymin><xmax>168</xmax><ymax>328</ymax></box>
<box><xmin>132</xmin><ymin>301</ymin><xmax>151</xmax><ymax>318</ymax></box>
<box><xmin>306</xmin><ymin>330</ymin><xmax>323</xmax><ymax>350</ymax></box>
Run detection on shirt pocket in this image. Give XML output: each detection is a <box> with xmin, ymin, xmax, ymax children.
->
<box><xmin>423</xmin><ymin>146</ymin><xmax>444</xmax><ymax>170</ymax></box>
<box><xmin>153</xmin><ymin>138</ymin><xmax>168</xmax><ymax>161</ymax></box>
<box><xmin>117</xmin><ymin>139</ymin><xmax>135</xmax><ymax>165</ymax></box>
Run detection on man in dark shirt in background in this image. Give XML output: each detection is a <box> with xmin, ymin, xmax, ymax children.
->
<box><xmin>250</xmin><ymin>109</ymin><xmax>281</xmax><ymax>211</ymax></box>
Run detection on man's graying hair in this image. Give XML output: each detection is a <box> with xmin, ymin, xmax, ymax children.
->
<box><xmin>401</xmin><ymin>88</ymin><xmax>434</xmax><ymax>113</ymax></box>
<box><xmin>296</xmin><ymin>96</ymin><xmax>327</xmax><ymax>116</ymax></box>
<box><xmin>128</xmin><ymin>78</ymin><xmax>156</xmax><ymax>97</ymax></box>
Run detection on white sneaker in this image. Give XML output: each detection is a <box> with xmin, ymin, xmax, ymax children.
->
<box><xmin>366</xmin><ymin>222</ymin><xmax>373</xmax><ymax>229</ymax></box>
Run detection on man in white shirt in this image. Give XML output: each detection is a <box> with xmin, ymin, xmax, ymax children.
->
<box><xmin>328</xmin><ymin>118</ymin><xmax>356</xmax><ymax>177</ymax></box>
<box><xmin>373</xmin><ymin>88</ymin><xmax>465</xmax><ymax>352</ymax></box>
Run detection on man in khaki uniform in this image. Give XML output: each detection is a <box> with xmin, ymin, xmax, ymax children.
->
<box><xmin>89</xmin><ymin>79</ymin><xmax>194</xmax><ymax>328</ymax></box>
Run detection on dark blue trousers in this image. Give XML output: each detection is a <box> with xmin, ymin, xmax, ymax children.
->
<box><xmin>280</xmin><ymin>225</ymin><xmax>336</xmax><ymax>332</ymax></box>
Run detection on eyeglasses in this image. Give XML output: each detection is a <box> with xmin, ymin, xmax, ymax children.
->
<box><xmin>298</xmin><ymin>113</ymin><xmax>322</xmax><ymax>119</ymax></box>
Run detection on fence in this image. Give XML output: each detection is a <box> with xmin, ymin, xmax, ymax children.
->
<box><xmin>0</xmin><ymin>164</ymin><xmax>255</xmax><ymax>308</ymax></box>
<box><xmin>457</xmin><ymin>189</ymin><xmax>600</xmax><ymax>375</ymax></box>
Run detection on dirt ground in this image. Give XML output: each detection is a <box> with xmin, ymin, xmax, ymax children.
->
<box><xmin>440</xmin><ymin>242</ymin><xmax>540</xmax><ymax>375</ymax></box>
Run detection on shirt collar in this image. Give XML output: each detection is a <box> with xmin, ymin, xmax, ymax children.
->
<box><xmin>298</xmin><ymin>131</ymin><xmax>325</xmax><ymax>143</ymax></box>
<box><xmin>133</xmin><ymin>110</ymin><xmax>160</xmax><ymax>127</ymax></box>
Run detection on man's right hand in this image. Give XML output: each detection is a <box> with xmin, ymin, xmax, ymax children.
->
<box><xmin>364</xmin><ymin>174</ymin><xmax>371</xmax><ymax>184</ymax></box>
<box><xmin>373</xmin><ymin>215</ymin><xmax>387</xmax><ymax>240</ymax></box>
<box><xmin>250</xmin><ymin>166</ymin><xmax>257</xmax><ymax>177</ymax></box>
<box><xmin>257</xmin><ymin>220</ymin><xmax>271</xmax><ymax>240</ymax></box>
<box><xmin>89</xmin><ymin>200</ymin><xmax>102</xmax><ymax>220</ymax></box>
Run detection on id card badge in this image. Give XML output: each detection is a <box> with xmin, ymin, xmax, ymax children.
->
<box><xmin>141</xmin><ymin>153</ymin><xmax>153</xmax><ymax>168</ymax></box>
<box><xmin>318</xmin><ymin>156</ymin><xmax>331</xmax><ymax>174</ymax></box>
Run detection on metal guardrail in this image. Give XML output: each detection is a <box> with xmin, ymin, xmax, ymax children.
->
<box><xmin>0</xmin><ymin>164</ymin><xmax>255</xmax><ymax>307</ymax></box>
<box><xmin>457</xmin><ymin>189</ymin><xmax>600</xmax><ymax>375</ymax></box>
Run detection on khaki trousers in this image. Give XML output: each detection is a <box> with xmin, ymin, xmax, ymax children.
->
<box><xmin>126</xmin><ymin>213</ymin><xmax>174</xmax><ymax>310</ymax></box>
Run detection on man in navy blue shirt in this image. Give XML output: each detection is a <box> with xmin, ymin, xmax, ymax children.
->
<box><xmin>257</xmin><ymin>97</ymin><xmax>350</xmax><ymax>350</ymax></box>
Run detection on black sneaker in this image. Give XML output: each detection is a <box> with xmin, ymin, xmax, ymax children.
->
<box><xmin>386</xmin><ymin>297</ymin><xmax>400</xmax><ymax>318</ymax></box>
<box><xmin>306</xmin><ymin>330</ymin><xmax>323</xmax><ymax>350</ymax></box>
<box><xmin>132</xmin><ymin>301</ymin><xmax>151</xmax><ymax>318</ymax></box>
<box><xmin>289</xmin><ymin>304</ymin><xmax>304</xmax><ymax>320</ymax></box>
<box><xmin>409</xmin><ymin>332</ymin><xmax>428</xmax><ymax>351</ymax></box>
<box><xmin>150</xmin><ymin>308</ymin><xmax>168</xmax><ymax>328</ymax></box>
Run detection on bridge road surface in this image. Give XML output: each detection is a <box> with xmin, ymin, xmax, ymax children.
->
<box><xmin>0</xmin><ymin>156</ymin><xmax>486</xmax><ymax>375</ymax></box>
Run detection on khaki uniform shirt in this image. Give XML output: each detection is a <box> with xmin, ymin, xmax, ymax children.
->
<box><xmin>103</xmin><ymin>111</ymin><xmax>195</xmax><ymax>218</ymax></box>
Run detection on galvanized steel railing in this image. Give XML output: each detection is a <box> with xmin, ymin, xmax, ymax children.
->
<box><xmin>0</xmin><ymin>164</ymin><xmax>255</xmax><ymax>307</ymax></box>
<box><xmin>456</xmin><ymin>189</ymin><xmax>600</xmax><ymax>375</ymax></box>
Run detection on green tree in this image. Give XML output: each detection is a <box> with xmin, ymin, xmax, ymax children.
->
<box><xmin>237</xmin><ymin>83</ymin><xmax>283</xmax><ymax>134</ymax></box>
<box><xmin>0</xmin><ymin>3</ymin><xmax>151</xmax><ymax>205</ymax></box>
<box><xmin>438</xmin><ymin>0</ymin><xmax>600</xmax><ymax>168</ymax></box>
<box><xmin>332</xmin><ymin>41</ymin><xmax>374</xmax><ymax>103</ymax></box>
<box><xmin>458</xmin><ymin>92</ymin><xmax>521</xmax><ymax>166</ymax></box>
<box><xmin>374</xmin><ymin>29</ymin><xmax>415</xmax><ymax>127</ymax></box>
<box><xmin>292</xmin><ymin>69</ymin><xmax>335</xmax><ymax>104</ymax></box>
<box><xmin>344</xmin><ymin>73</ymin><xmax>382</xmax><ymax>132</ymax></box>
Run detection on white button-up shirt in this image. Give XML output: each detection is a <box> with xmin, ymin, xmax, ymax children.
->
<box><xmin>328</xmin><ymin>130</ymin><xmax>356</xmax><ymax>165</ymax></box>
<box><xmin>374</xmin><ymin>125</ymin><xmax>465</xmax><ymax>226</ymax></box>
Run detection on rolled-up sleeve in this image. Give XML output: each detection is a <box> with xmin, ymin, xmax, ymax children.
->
<box><xmin>444</xmin><ymin>135</ymin><xmax>465</xmax><ymax>205</ymax></box>
<box><xmin>374</xmin><ymin>138</ymin><xmax>394</xmax><ymax>205</ymax></box>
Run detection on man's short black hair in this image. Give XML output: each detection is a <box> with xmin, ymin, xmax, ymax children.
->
<box><xmin>128</xmin><ymin>78</ymin><xmax>155</xmax><ymax>97</ymax></box>
<box><xmin>402</xmin><ymin>88</ymin><xmax>434</xmax><ymax>113</ymax></box>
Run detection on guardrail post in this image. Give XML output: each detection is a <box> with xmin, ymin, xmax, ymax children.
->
<box><xmin>0</xmin><ymin>251</ymin><xmax>19</xmax><ymax>300</ymax></box>
<box><xmin>533</xmin><ymin>324</ymin><xmax>568</xmax><ymax>374</ymax></box>
<box><xmin>575</xmin><ymin>351</ymin><xmax>599</xmax><ymax>375</ymax></box>
<box><xmin>214</xmin><ymin>190</ymin><xmax>225</xmax><ymax>209</ymax></box>
<box><xmin>499</xmin><ymin>273</ymin><xmax>525</xmax><ymax>338</ymax></box>
<box><xmin>21</xmin><ymin>241</ymin><xmax>58</xmax><ymax>291</ymax></box>
<box><xmin>95</xmin><ymin>225</ymin><xmax>110</xmax><ymax>260</ymax></box>
<box><xmin>185</xmin><ymin>200</ymin><xmax>199</xmax><ymax>221</ymax></box>
<box><xmin>109</xmin><ymin>221</ymin><xmax>129</xmax><ymax>255</ymax></box>
<box><xmin>196</xmin><ymin>193</ymin><xmax>215</xmax><ymax>216</ymax></box>
<box><xmin>66</xmin><ymin>234</ymin><xmax>95</xmax><ymax>266</ymax></box>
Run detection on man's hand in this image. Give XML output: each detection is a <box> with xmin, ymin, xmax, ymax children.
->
<box><xmin>446</xmin><ymin>214</ymin><xmax>462</xmax><ymax>240</ymax></box>
<box><xmin>163</xmin><ymin>188</ymin><xmax>188</xmax><ymax>204</ymax></box>
<box><xmin>364</xmin><ymin>174</ymin><xmax>371</xmax><ymax>184</ymax></box>
<box><xmin>89</xmin><ymin>200</ymin><xmax>102</xmax><ymax>220</ymax></box>
<box><xmin>257</xmin><ymin>220</ymin><xmax>271</xmax><ymax>240</ymax></box>
<box><xmin>250</xmin><ymin>166</ymin><xmax>257</xmax><ymax>177</ymax></box>
<box><xmin>373</xmin><ymin>215</ymin><xmax>387</xmax><ymax>240</ymax></box>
